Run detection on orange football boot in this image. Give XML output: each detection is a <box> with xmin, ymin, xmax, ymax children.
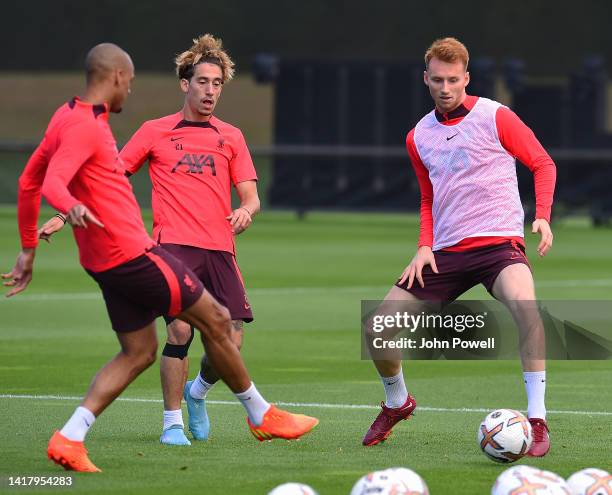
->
<box><xmin>247</xmin><ymin>405</ymin><xmax>319</xmax><ymax>441</ymax></box>
<box><xmin>47</xmin><ymin>431</ymin><xmax>101</xmax><ymax>472</ymax></box>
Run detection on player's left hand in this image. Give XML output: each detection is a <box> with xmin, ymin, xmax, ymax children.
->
<box><xmin>226</xmin><ymin>207</ymin><xmax>252</xmax><ymax>235</ymax></box>
<box><xmin>2</xmin><ymin>248</ymin><xmax>36</xmax><ymax>297</ymax></box>
<box><xmin>38</xmin><ymin>214</ymin><xmax>66</xmax><ymax>242</ymax></box>
<box><xmin>532</xmin><ymin>218</ymin><xmax>553</xmax><ymax>257</ymax></box>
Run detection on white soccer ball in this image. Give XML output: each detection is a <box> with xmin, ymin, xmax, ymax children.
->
<box><xmin>350</xmin><ymin>470</ymin><xmax>401</xmax><ymax>495</ymax></box>
<box><xmin>529</xmin><ymin>469</ymin><xmax>572</xmax><ymax>494</ymax></box>
<box><xmin>351</xmin><ymin>468</ymin><xmax>428</xmax><ymax>495</ymax></box>
<box><xmin>478</xmin><ymin>409</ymin><xmax>533</xmax><ymax>463</ymax></box>
<box><xmin>567</xmin><ymin>468</ymin><xmax>612</xmax><ymax>495</ymax></box>
<box><xmin>492</xmin><ymin>465</ymin><xmax>540</xmax><ymax>495</ymax></box>
<box><xmin>385</xmin><ymin>467</ymin><xmax>429</xmax><ymax>494</ymax></box>
<box><xmin>492</xmin><ymin>466</ymin><xmax>570</xmax><ymax>495</ymax></box>
<box><xmin>268</xmin><ymin>482</ymin><xmax>318</xmax><ymax>495</ymax></box>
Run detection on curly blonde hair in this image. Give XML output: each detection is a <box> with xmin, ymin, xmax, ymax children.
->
<box><xmin>425</xmin><ymin>37</ymin><xmax>469</xmax><ymax>70</ymax></box>
<box><xmin>175</xmin><ymin>34</ymin><xmax>235</xmax><ymax>82</ymax></box>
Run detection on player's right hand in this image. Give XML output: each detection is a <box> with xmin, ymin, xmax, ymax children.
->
<box><xmin>38</xmin><ymin>214</ymin><xmax>66</xmax><ymax>242</ymax></box>
<box><xmin>398</xmin><ymin>246</ymin><xmax>439</xmax><ymax>289</ymax></box>
<box><xmin>66</xmin><ymin>204</ymin><xmax>104</xmax><ymax>229</ymax></box>
<box><xmin>2</xmin><ymin>249</ymin><xmax>36</xmax><ymax>297</ymax></box>
<box><xmin>532</xmin><ymin>218</ymin><xmax>553</xmax><ymax>257</ymax></box>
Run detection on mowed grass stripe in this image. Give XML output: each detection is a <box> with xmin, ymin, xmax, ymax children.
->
<box><xmin>2</xmin><ymin>394</ymin><xmax>610</xmax><ymax>416</ymax></box>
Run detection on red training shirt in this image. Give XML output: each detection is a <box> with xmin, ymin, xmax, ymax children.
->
<box><xmin>406</xmin><ymin>95</ymin><xmax>556</xmax><ymax>251</ymax></box>
<box><xmin>120</xmin><ymin>113</ymin><xmax>257</xmax><ymax>254</ymax></box>
<box><xmin>18</xmin><ymin>97</ymin><xmax>155</xmax><ymax>271</ymax></box>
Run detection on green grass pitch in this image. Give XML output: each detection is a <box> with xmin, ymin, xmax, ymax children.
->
<box><xmin>0</xmin><ymin>207</ymin><xmax>610</xmax><ymax>494</ymax></box>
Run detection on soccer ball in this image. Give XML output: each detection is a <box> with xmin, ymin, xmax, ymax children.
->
<box><xmin>386</xmin><ymin>467</ymin><xmax>429</xmax><ymax>494</ymax></box>
<box><xmin>268</xmin><ymin>482</ymin><xmax>318</xmax><ymax>495</ymax></box>
<box><xmin>351</xmin><ymin>468</ymin><xmax>428</xmax><ymax>495</ymax></box>
<box><xmin>492</xmin><ymin>466</ymin><xmax>571</xmax><ymax>495</ymax></box>
<box><xmin>492</xmin><ymin>465</ymin><xmax>545</xmax><ymax>495</ymax></box>
<box><xmin>478</xmin><ymin>409</ymin><xmax>532</xmax><ymax>463</ymax></box>
<box><xmin>566</xmin><ymin>468</ymin><xmax>612</xmax><ymax>495</ymax></box>
<box><xmin>351</xmin><ymin>470</ymin><xmax>397</xmax><ymax>495</ymax></box>
<box><xmin>529</xmin><ymin>469</ymin><xmax>572</xmax><ymax>495</ymax></box>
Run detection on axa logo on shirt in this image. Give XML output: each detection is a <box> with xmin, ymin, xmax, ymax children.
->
<box><xmin>172</xmin><ymin>153</ymin><xmax>217</xmax><ymax>175</ymax></box>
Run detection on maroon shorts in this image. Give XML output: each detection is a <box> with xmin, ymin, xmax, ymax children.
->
<box><xmin>160</xmin><ymin>244</ymin><xmax>253</xmax><ymax>323</ymax></box>
<box><xmin>395</xmin><ymin>241</ymin><xmax>531</xmax><ymax>301</ymax></box>
<box><xmin>87</xmin><ymin>246</ymin><xmax>204</xmax><ymax>332</ymax></box>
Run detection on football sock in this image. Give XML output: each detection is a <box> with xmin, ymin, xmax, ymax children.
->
<box><xmin>60</xmin><ymin>406</ymin><xmax>96</xmax><ymax>442</ymax></box>
<box><xmin>523</xmin><ymin>370</ymin><xmax>546</xmax><ymax>419</ymax></box>
<box><xmin>381</xmin><ymin>369</ymin><xmax>409</xmax><ymax>409</ymax></box>
<box><xmin>163</xmin><ymin>409</ymin><xmax>184</xmax><ymax>430</ymax></box>
<box><xmin>235</xmin><ymin>382</ymin><xmax>270</xmax><ymax>426</ymax></box>
<box><xmin>189</xmin><ymin>373</ymin><xmax>215</xmax><ymax>400</ymax></box>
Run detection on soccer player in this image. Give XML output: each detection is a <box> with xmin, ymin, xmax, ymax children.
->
<box><xmin>120</xmin><ymin>34</ymin><xmax>260</xmax><ymax>445</ymax></box>
<box><xmin>362</xmin><ymin>38</ymin><xmax>555</xmax><ymax>457</ymax></box>
<box><xmin>39</xmin><ymin>35</ymin><xmax>260</xmax><ymax>446</ymax></box>
<box><xmin>2</xmin><ymin>42</ymin><xmax>317</xmax><ymax>473</ymax></box>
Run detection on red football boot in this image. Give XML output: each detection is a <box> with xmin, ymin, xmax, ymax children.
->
<box><xmin>362</xmin><ymin>395</ymin><xmax>417</xmax><ymax>446</ymax></box>
<box><xmin>527</xmin><ymin>418</ymin><xmax>550</xmax><ymax>457</ymax></box>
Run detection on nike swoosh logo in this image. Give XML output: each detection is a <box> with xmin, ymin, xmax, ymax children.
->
<box><xmin>446</xmin><ymin>134</ymin><xmax>458</xmax><ymax>141</ymax></box>
<box><xmin>386</xmin><ymin>380</ymin><xmax>398</xmax><ymax>385</ymax></box>
<box><xmin>170</xmin><ymin>137</ymin><xmax>184</xmax><ymax>141</ymax></box>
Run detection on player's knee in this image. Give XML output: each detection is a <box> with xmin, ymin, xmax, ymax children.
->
<box><xmin>504</xmin><ymin>286</ymin><xmax>536</xmax><ymax>303</ymax></box>
<box><xmin>143</xmin><ymin>341</ymin><xmax>158</xmax><ymax>366</ymax></box>
<box><xmin>167</xmin><ymin>319</ymin><xmax>192</xmax><ymax>344</ymax></box>
<box><xmin>162</xmin><ymin>343</ymin><xmax>185</xmax><ymax>360</ymax></box>
<box><xmin>213</xmin><ymin>304</ymin><xmax>232</xmax><ymax>328</ymax></box>
<box><xmin>205</xmin><ymin>305</ymin><xmax>232</xmax><ymax>342</ymax></box>
<box><xmin>143</xmin><ymin>348</ymin><xmax>157</xmax><ymax>368</ymax></box>
<box><xmin>131</xmin><ymin>345</ymin><xmax>157</xmax><ymax>371</ymax></box>
<box><xmin>162</xmin><ymin>341</ymin><xmax>191</xmax><ymax>360</ymax></box>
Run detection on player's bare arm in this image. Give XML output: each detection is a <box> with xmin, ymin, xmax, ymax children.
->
<box><xmin>2</xmin><ymin>248</ymin><xmax>36</xmax><ymax>297</ymax></box>
<box><xmin>532</xmin><ymin>218</ymin><xmax>553</xmax><ymax>257</ymax></box>
<box><xmin>398</xmin><ymin>245</ymin><xmax>439</xmax><ymax>289</ymax></box>
<box><xmin>38</xmin><ymin>213</ymin><xmax>67</xmax><ymax>242</ymax></box>
<box><xmin>227</xmin><ymin>180</ymin><xmax>260</xmax><ymax>235</ymax></box>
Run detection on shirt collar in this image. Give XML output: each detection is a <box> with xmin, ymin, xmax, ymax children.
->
<box><xmin>173</xmin><ymin>115</ymin><xmax>220</xmax><ymax>133</ymax></box>
<box><xmin>434</xmin><ymin>95</ymin><xmax>478</xmax><ymax>123</ymax></box>
<box><xmin>69</xmin><ymin>96</ymin><xmax>109</xmax><ymax>119</ymax></box>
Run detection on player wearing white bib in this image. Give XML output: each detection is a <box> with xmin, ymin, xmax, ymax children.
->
<box><xmin>362</xmin><ymin>38</ymin><xmax>555</xmax><ymax>458</ymax></box>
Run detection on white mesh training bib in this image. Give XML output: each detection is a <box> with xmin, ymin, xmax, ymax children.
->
<box><xmin>413</xmin><ymin>97</ymin><xmax>524</xmax><ymax>251</ymax></box>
